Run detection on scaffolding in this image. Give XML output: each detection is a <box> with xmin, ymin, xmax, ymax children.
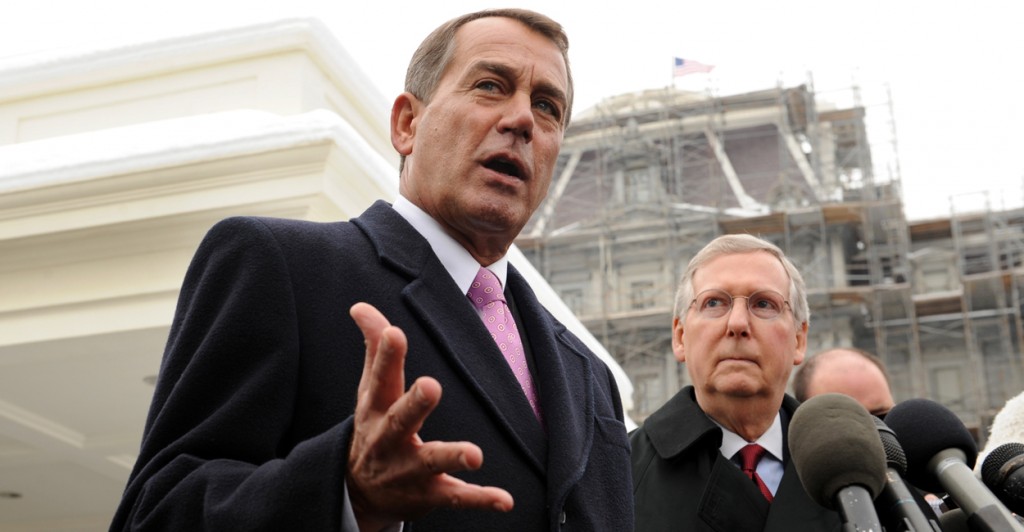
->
<box><xmin>516</xmin><ymin>79</ymin><xmax>1024</xmax><ymax>439</ymax></box>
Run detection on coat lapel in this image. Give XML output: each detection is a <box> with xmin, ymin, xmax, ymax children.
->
<box><xmin>508</xmin><ymin>264</ymin><xmax>595</xmax><ymax>508</ymax></box>
<box><xmin>403</xmin><ymin>276</ymin><xmax>547</xmax><ymax>470</ymax></box>
<box><xmin>699</xmin><ymin>454</ymin><xmax>772</xmax><ymax>530</ymax></box>
<box><xmin>353</xmin><ymin>202</ymin><xmax>547</xmax><ymax>472</ymax></box>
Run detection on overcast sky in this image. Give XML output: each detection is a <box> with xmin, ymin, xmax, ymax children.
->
<box><xmin>3</xmin><ymin>0</ymin><xmax>1022</xmax><ymax>220</ymax></box>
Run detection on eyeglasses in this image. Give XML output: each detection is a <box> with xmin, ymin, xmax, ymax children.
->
<box><xmin>689</xmin><ymin>288</ymin><xmax>792</xmax><ymax>320</ymax></box>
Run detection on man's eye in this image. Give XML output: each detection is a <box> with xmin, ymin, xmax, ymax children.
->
<box><xmin>534</xmin><ymin>99</ymin><xmax>561</xmax><ymax>119</ymax></box>
<box><xmin>477</xmin><ymin>80</ymin><xmax>500</xmax><ymax>92</ymax></box>
<box><xmin>751</xmin><ymin>296</ymin><xmax>781</xmax><ymax>311</ymax></box>
<box><xmin>704</xmin><ymin>298</ymin><xmax>726</xmax><ymax>309</ymax></box>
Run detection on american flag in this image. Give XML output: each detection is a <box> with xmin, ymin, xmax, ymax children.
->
<box><xmin>673</xmin><ymin>57</ymin><xmax>714</xmax><ymax>77</ymax></box>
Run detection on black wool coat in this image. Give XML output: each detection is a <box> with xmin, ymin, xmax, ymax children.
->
<box><xmin>630</xmin><ymin>387</ymin><xmax>840</xmax><ymax>531</ymax></box>
<box><xmin>111</xmin><ymin>200</ymin><xmax>634</xmax><ymax>531</ymax></box>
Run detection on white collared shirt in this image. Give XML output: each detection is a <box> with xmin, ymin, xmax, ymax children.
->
<box><xmin>392</xmin><ymin>196</ymin><xmax>509</xmax><ymax>291</ymax></box>
<box><xmin>715</xmin><ymin>413</ymin><xmax>785</xmax><ymax>496</ymax></box>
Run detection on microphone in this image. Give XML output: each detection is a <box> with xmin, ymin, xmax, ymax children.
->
<box><xmin>789</xmin><ymin>393</ymin><xmax>886</xmax><ymax>532</ymax></box>
<box><xmin>938</xmin><ymin>509</ymin><xmax>971</xmax><ymax>532</ymax></box>
<box><xmin>885</xmin><ymin>398</ymin><xmax>1024</xmax><ymax>532</ymax></box>
<box><xmin>981</xmin><ymin>442</ymin><xmax>1024</xmax><ymax>516</ymax></box>
<box><xmin>872</xmin><ymin>416</ymin><xmax>940</xmax><ymax>531</ymax></box>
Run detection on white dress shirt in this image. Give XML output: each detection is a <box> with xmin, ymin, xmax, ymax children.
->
<box><xmin>715</xmin><ymin>413</ymin><xmax>785</xmax><ymax>496</ymax></box>
<box><xmin>392</xmin><ymin>196</ymin><xmax>509</xmax><ymax>289</ymax></box>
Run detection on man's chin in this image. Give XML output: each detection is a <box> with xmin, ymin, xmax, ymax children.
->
<box><xmin>466</xmin><ymin>203</ymin><xmax>529</xmax><ymax>236</ymax></box>
<box><xmin>709</xmin><ymin>377</ymin><xmax>764</xmax><ymax>398</ymax></box>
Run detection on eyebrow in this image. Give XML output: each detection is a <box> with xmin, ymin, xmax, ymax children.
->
<box><xmin>695</xmin><ymin>288</ymin><xmax>787</xmax><ymax>296</ymax></box>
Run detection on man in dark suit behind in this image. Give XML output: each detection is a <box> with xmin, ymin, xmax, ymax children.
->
<box><xmin>630</xmin><ymin>234</ymin><xmax>839</xmax><ymax>531</ymax></box>
<box><xmin>111</xmin><ymin>8</ymin><xmax>633</xmax><ymax>531</ymax></box>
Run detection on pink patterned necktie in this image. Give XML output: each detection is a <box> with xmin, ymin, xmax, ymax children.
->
<box><xmin>737</xmin><ymin>444</ymin><xmax>774</xmax><ymax>502</ymax></box>
<box><xmin>467</xmin><ymin>267</ymin><xmax>542</xmax><ymax>422</ymax></box>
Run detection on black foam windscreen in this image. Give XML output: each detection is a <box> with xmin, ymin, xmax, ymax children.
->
<box><xmin>982</xmin><ymin>442</ymin><xmax>1024</xmax><ymax>487</ymax></box>
<box><xmin>884</xmin><ymin>398</ymin><xmax>979</xmax><ymax>493</ymax></box>
<box><xmin>981</xmin><ymin>441</ymin><xmax>1024</xmax><ymax>515</ymax></box>
<box><xmin>873</xmin><ymin>415</ymin><xmax>908</xmax><ymax>476</ymax></box>
<box><xmin>789</xmin><ymin>393</ymin><xmax>888</xmax><ymax>509</ymax></box>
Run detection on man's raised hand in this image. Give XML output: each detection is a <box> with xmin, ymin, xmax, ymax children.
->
<box><xmin>345</xmin><ymin>303</ymin><xmax>513</xmax><ymax>531</ymax></box>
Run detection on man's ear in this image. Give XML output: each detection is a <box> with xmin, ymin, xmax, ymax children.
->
<box><xmin>671</xmin><ymin>316</ymin><xmax>686</xmax><ymax>363</ymax></box>
<box><xmin>390</xmin><ymin>92</ymin><xmax>421</xmax><ymax>156</ymax></box>
<box><xmin>792</xmin><ymin>320</ymin><xmax>808</xmax><ymax>366</ymax></box>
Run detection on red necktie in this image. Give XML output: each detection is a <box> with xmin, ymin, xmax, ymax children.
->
<box><xmin>738</xmin><ymin>444</ymin><xmax>774</xmax><ymax>502</ymax></box>
<box><xmin>468</xmin><ymin>267</ymin><xmax>542</xmax><ymax>422</ymax></box>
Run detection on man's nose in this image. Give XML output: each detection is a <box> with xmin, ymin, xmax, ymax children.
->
<box><xmin>498</xmin><ymin>92</ymin><xmax>535</xmax><ymax>142</ymax></box>
<box><xmin>725</xmin><ymin>298</ymin><xmax>752</xmax><ymax>336</ymax></box>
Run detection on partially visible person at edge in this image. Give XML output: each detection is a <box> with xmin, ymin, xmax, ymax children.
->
<box><xmin>630</xmin><ymin>234</ymin><xmax>841</xmax><ymax>531</ymax></box>
<box><xmin>977</xmin><ymin>390</ymin><xmax>1024</xmax><ymax>475</ymax></box>
<box><xmin>793</xmin><ymin>347</ymin><xmax>896</xmax><ymax>418</ymax></box>
<box><xmin>791</xmin><ymin>347</ymin><xmax>942</xmax><ymax>519</ymax></box>
<box><xmin>110</xmin><ymin>8</ymin><xmax>633</xmax><ymax>531</ymax></box>
<box><xmin>974</xmin><ymin>389</ymin><xmax>1024</xmax><ymax>519</ymax></box>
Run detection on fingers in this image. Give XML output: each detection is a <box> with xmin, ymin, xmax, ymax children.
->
<box><xmin>407</xmin><ymin>440</ymin><xmax>515</xmax><ymax>513</ymax></box>
<box><xmin>346</xmin><ymin>302</ymin><xmax>514</xmax><ymax>521</ymax></box>
<box><xmin>350</xmin><ymin>302</ymin><xmax>390</xmax><ymax>353</ymax></box>
<box><xmin>369</xmin><ymin>326</ymin><xmax>409</xmax><ymax>409</ymax></box>
<box><xmin>351</xmin><ymin>303</ymin><xmax>409</xmax><ymax>409</ymax></box>
<box><xmin>350</xmin><ymin>302</ymin><xmax>389</xmax><ymax>396</ymax></box>
<box><xmin>378</xmin><ymin>377</ymin><xmax>441</xmax><ymax>446</ymax></box>
<box><xmin>461</xmin><ymin>486</ymin><xmax>514</xmax><ymax>513</ymax></box>
<box><xmin>349</xmin><ymin>302</ymin><xmax>439</xmax><ymax>454</ymax></box>
<box><xmin>418</xmin><ymin>438</ymin><xmax>484</xmax><ymax>474</ymax></box>
<box><xmin>429</xmin><ymin>475</ymin><xmax>515</xmax><ymax>513</ymax></box>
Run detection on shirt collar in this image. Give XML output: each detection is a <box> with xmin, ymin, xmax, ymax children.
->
<box><xmin>392</xmin><ymin>196</ymin><xmax>509</xmax><ymax>293</ymax></box>
<box><xmin>715</xmin><ymin>412</ymin><xmax>784</xmax><ymax>462</ymax></box>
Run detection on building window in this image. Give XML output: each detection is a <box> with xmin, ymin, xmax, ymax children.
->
<box><xmin>627</xmin><ymin>170</ymin><xmax>651</xmax><ymax>203</ymax></box>
<box><xmin>931</xmin><ymin>365</ymin><xmax>965</xmax><ymax>411</ymax></box>
<box><xmin>630</xmin><ymin>280</ymin><xmax>656</xmax><ymax>310</ymax></box>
